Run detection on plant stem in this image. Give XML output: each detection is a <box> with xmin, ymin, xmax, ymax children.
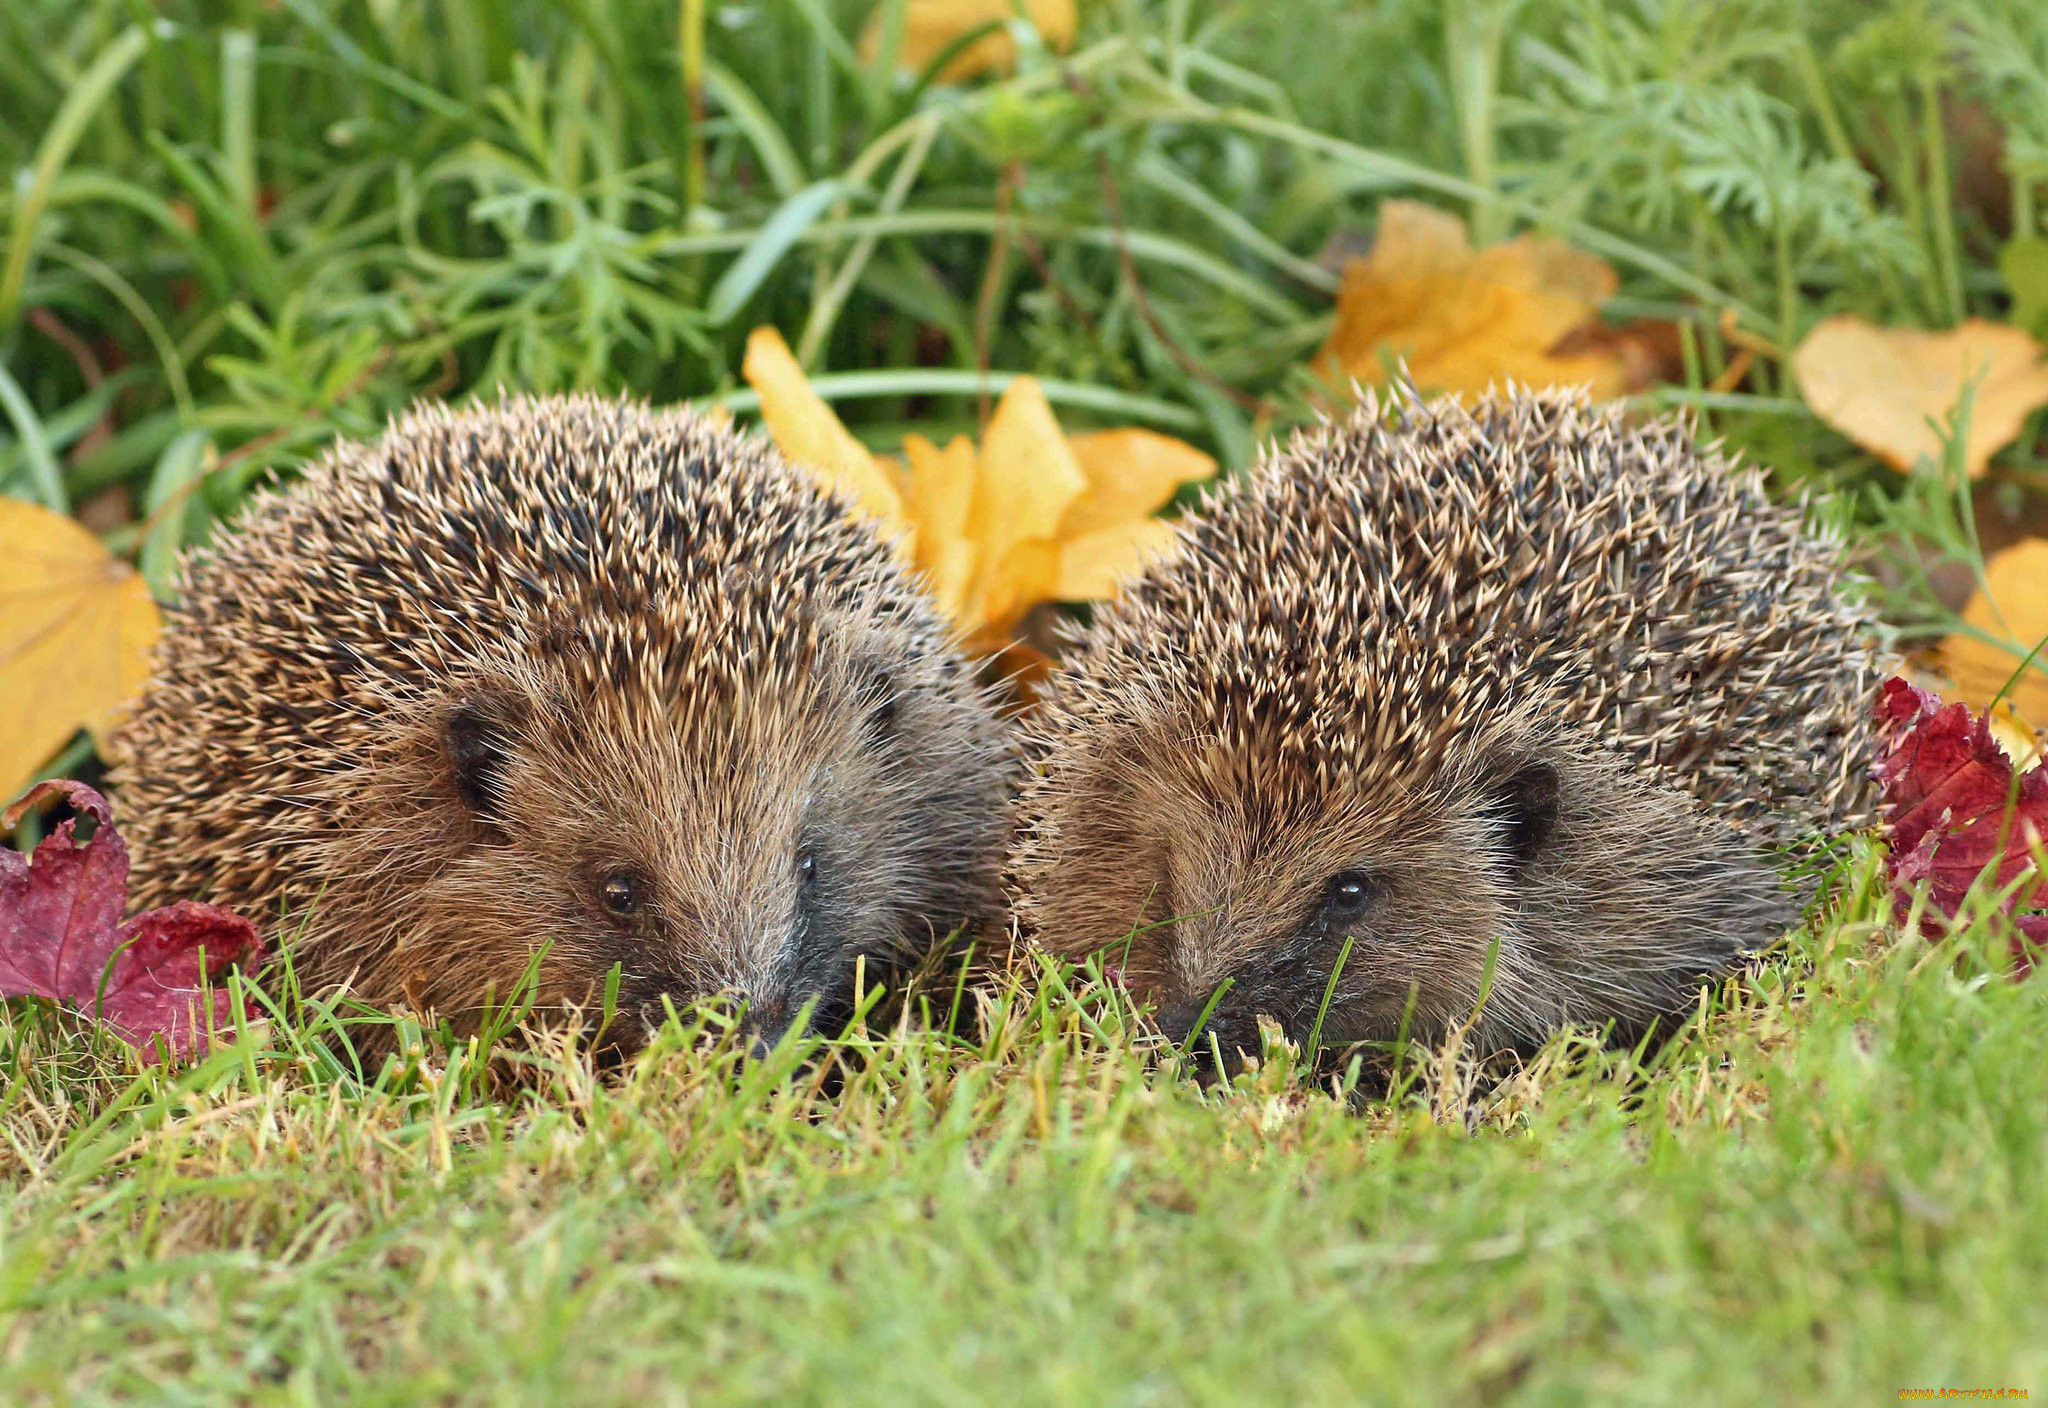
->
<box><xmin>797</xmin><ymin>113</ymin><xmax>940</xmax><ymax>366</ymax></box>
<box><xmin>679</xmin><ymin>0</ymin><xmax>707</xmax><ymax>222</ymax></box>
<box><xmin>1920</xmin><ymin>72</ymin><xmax>1963</xmax><ymax>324</ymax></box>
<box><xmin>972</xmin><ymin>167</ymin><xmax>1019</xmax><ymax>428</ymax></box>
<box><xmin>1774</xmin><ymin>224</ymin><xmax>1796</xmax><ymax>395</ymax></box>
<box><xmin>1443</xmin><ymin>0</ymin><xmax>1506</xmax><ymax>244</ymax></box>
<box><xmin>1789</xmin><ymin>32</ymin><xmax>1854</xmax><ymax>167</ymax></box>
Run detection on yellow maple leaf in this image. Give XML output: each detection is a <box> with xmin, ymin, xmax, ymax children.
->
<box><xmin>1313</xmin><ymin>199</ymin><xmax>1629</xmax><ymax>405</ymax></box>
<box><xmin>0</xmin><ymin>496</ymin><xmax>162</xmax><ymax>799</ymax></box>
<box><xmin>1792</xmin><ymin>315</ymin><xmax>2048</xmax><ymax>478</ymax></box>
<box><xmin>858</xmin><ymin>0</ymin><xmax>1078</xmax><ymax>82</ymax></box>
<box><xmin>743</xmin><ymin>326</ymin><xmax>1215</xmax><ymax>654</ymax></box>
<box><xmin>1944</xmin><ymin>536</ymin><xmax>2048</xmax><ymax>719</ymax></box>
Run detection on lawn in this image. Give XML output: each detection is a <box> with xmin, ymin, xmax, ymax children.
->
<box><xmin>3</xmin><ymin>846</ymin><xmax>2045</xmax><ymax>1402</ymax></box>
<box><xmin>4</xmin><ymin>0</ymin><xmax>2048</xmax><ymax>1402</ymax></box>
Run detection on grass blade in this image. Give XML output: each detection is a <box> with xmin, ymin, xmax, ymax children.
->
<box><xmin>706</xmin><ymin>178</ymin><xmax>846</xmax><ymax>325</ymax></box>
<box><xmin>703</xmin><ymin>59</ymin><xmax>809</xmax><ymax>198</ymax></box>
<box><xmin>706</xmin><ymin>368</ymin><xmax>1203</xmax><ymax>430</ymax></box>
<box><xmin>0</xmin><ymin>24</ymin><xmax>151</xmax><ymax>336</ymax></box>
<box><xmin>0</xmin><ymin>361</ymin><xmax>65</xmax><ymax>511</ymax></box>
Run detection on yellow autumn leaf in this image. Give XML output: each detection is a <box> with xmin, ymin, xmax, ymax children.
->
<box><xmin>1061</xmin><ymin>429</ymin><xmax>1216</xmax><ymax>540</ymax></box>
<box><xmin>901</xmin><ymin>432</ymin><xmax>979</xmax><ymax>624</ymax></box>
<box><xmin>973</xmin><ymin>540</ymin><xmax>1063</xmax><ymax>650</ymax></box>
<box><xmin>970</xmin><ymin>377</ymin><xmax>1088</xmax><ymax>574</ymax></box>
<box><xmin>1944</xmin><ymin>536</ymin><xmax>2048</xmax><ymax>718</ymax></box>
<box><xmin>0</xmin><ymin>496</ymin><xmax>162</xmax><ymax>799</ymax></box>
<box><xmin>1792</xmin><ymin>315</ymin><xmax>2048</xmax><ymax>478</ymax></box>
<box><xmin>1988</xmin><ymin>700</ymin><xmax>2044</xmax><ymax>773</ymax></box>
<box><xmin>1055</xmin><ymin>517</ymin><xmax>1183</xmax><ymax>600</ymax></box>
<box><xmin>742</xmin><ymin>326</ymin><xmax>909</xmax><ymax>534</ymax></box>
<box><xmin>1313</xmin><ymin>198</ymin><xmax>1629</xmax><ymax>405</ymax></box>
<box><xmin>742</xmin><ymin>326</ymin><xmax>1216</xmax><ymax>655</ymax></box>
<box><xmin>858</xmin><ymin>0</ymin><xmax>1078</xmax><ymax>82</ymax></box>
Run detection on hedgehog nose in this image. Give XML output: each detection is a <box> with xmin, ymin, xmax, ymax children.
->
<box><xmin>741</xmin><ymin>999</ymin><xmax>796</xmax><ymax>1061</ymax></box>
<box><xmin>1156</xmin><ymin>995</ymin><xmax>1219</xmax><ymax>1048</ymax></box>
<box><xmin>1155</xmin><ymin>993</ymin><xmax>1256</xmax><ymax>1081</ymax></box>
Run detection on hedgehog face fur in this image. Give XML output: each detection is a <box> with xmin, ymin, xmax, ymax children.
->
<box><xmin>1008</xmin><ymin>386</ymin><xmax>1880</xmax><ymax>1064</ymax></box>
<box><xmin>115</xmin><ymin>396</ymin><xmax>1010</xmax><ymax>1052</ymax></box>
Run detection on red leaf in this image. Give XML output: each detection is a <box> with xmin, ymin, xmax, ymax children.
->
<box><xmin>99</xmin><ymin>900</ymin><xmax>264</xmax><ymax>1058</ymax></box>
<box><xmin>1873</xmin><ymin>677</ymin><xmax>2048</xmax><ymax>968</ymax></box>
<box><xmin>2</xmin><ymin>780</ymin><xmax>264</xmax><ymax>1060</ymax></box>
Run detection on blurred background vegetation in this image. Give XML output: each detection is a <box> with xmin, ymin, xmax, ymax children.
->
<box><xmin>4</xmin><ymin>0</ymin><xmax>2048</xmax><ymax>742</ymax></box>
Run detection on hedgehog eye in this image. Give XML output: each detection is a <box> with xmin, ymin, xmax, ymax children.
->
<box><xmin>796</xmin><ymin>849</ymin><xmax>820</xmax><ymax>902</ymax></box>
<box><xmin>1320</xmin><ymin>870</ymin><xmax>1376</xmax><ymax>920</ymax></box>
<box><xmin>598</xmin><ymin>871</ymin><xmax>641</xmax><ymax>917</ymax></box>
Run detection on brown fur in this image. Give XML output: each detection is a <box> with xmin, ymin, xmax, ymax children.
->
<box><xmin>114</xmin><ymin>395</ymin><xmax>1010</xmax><ymax>1048</ymax></box>
<box><xmin>1007</xmin><ymin>385</ymin><xmax>1882</xmax><ymax>1060</ymax></box>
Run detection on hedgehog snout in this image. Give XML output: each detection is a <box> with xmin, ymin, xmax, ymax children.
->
<box><xmin>739</xmin><ymin>996</ymin><xmax>802</xmax><ymax>1060</ymax></box>
<box><xmin>1148</xmin><ymin>993</ymin><xmax>1254</xmax><ymax>1082</ymax></box>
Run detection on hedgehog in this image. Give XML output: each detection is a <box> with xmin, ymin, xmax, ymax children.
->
<box><xmin>112</xmin><ymin>394</ymin><xmax>1010</xmax><ymax>1054</ymax></box>
<box><xmin>1007</xmin><ymin>385</ymin><xmax>1881</xmax><ymax>1065</ymax></box>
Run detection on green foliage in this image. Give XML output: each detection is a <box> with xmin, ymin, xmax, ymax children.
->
<box><xmin>4</xmin><ymin>0</ymin><xmax>2045</xmax><ymax>528</ymax></box>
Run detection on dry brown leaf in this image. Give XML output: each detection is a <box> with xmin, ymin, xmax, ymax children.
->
<box><xmin>1944</xmin><ymin>536</ymin><xmax>2048</xmax><ymax>718</ymax></box>
<box><xmin>1791</xmin><ymin>315</ymin><xmax>2048</xmax><ymax>478</ymax></box>
<box><xmin>742</xmin><ymin>327</ymin><xmax>1215</xmax><ymax>655</ymax></box>
<box><xmin>857</xmin><ymin>0</ymin><xmax>1077</xmax><ymax>81</ymax></box>
<box><xmin>1313</xmin><ymin>199</ymin><xmax>1630</xmax><ymax>405</ymax></box>
<box><xmin>0</xmin><ymin>497</ymin><xmax>162</xmax><ymax>798</ymax></box>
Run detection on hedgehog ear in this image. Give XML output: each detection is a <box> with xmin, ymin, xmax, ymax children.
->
<box><xmin>1487</xmin><ymin>754</ymin><xmax>1561</xmax><ymax>879</ymax></box>
<box><xmin>444</xmin><ymin>694</ymin><xmax>522</xmax><ymax>826</ymax></box>
<box><xmin>855</xmin><ymin>662</ymin><xmax>904</xmax><ymax>742</ymax></box>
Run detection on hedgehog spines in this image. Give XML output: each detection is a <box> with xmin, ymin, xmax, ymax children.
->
<box><xmin>1008</xmin><ymin>382</ymin><xmax>1881</xmax><ymax>1057</ymax></box>
<box><xmin>115</xmin><ymin>393</ymin><xmax>1011</xmax><ymax>1043</ymax></box>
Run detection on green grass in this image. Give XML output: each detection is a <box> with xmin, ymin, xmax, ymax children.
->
<box><xmin>7</xmin><ymin>0</ymin><xmax>2048</xmax><ymax>1400</ymax></box>
<box><xmin>2</xmin><ymin>843</ymin><xmax>2045</xmax><ymax>1403</ymax></box>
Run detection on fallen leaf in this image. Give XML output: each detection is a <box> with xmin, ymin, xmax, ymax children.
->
<box><xmin>1988</xmin><ymin>700</ymin><xmax>2044</xmax><ymax>773</ymax></box>
<box><xmin>743</xmin><ymin>328</ymin><xmax>1215</xmax><ymax>655</ymax></box>
<box><xmin>858</xmin><ymin>0</ymin><xmax>1077</xmax><ymax>82</ymax></box>
<box><xmin>1061</xmin><ymin>430</ymin><xmax>1216</xmax><ymax>540</ymax></box>
<box><xmin>1048</xmin><ymin>430</ymin><xmax>1211</xmax><ymax>603</ymax></box>
<box><xmin>1055</xmin><ymin>518</ymin><xmax>1183</xmax><ymax>601</ymax></box>
<box><xmin>901</xmin><ymin>433</ymin><xmax>980</xmax><ymax>624</ymax></box>
<box><xmin>1547</xmin><ymin>317</ymin><xmax>1688</xmax><ymax>394</ymax></box>
<box><xmin>1312</xmin><ymin>199</ymin><xmax>1631</xmax><ymax>405</ymax></box>
<box><xmin>0</xmin><ymin>496</ymin><xmax>162</xmax><ymax>799</ymax></box>
<box><xmin>964</xmin><ymin>377</ymin><xmax>1088</xmax><ymax>637</ymax></box>
<box><xmin>1791</xmin><ymin>315</ymin><xmax>2048</xmax><ymax>478</ymax></box>
<box><xmin>2</xmin><ymin>779</ymin><xmax>264</xmax><ymax>1060</ymax></box>
<box><xmin>1942</xmin><ymin>537</ymin><xmax>2048</xmax><ymax>718</ymax></box>
<box><xmin>742</xmin><ymin>327</ymin><xmax>908</xmax><ymax>535</ymax></box>
<box><xmin>1874</xmin><ymin>678</ymin><xmax>2047</xmax><ymax>970</ymax></box>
